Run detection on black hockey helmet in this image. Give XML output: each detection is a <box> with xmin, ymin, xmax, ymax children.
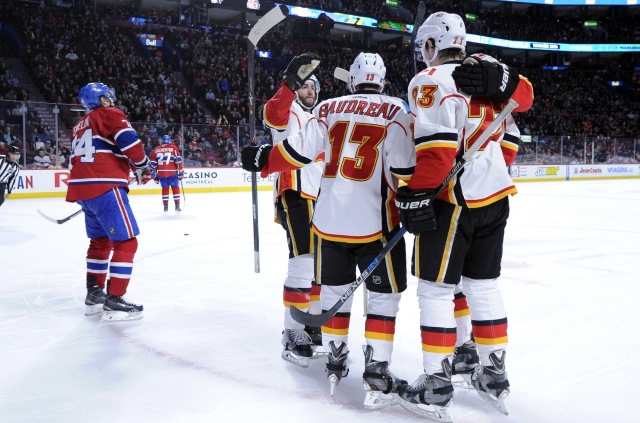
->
<box><xmin>8</xmin><ymin>145</ymin><xmax>21</xmax><ymax>156</ymax></box>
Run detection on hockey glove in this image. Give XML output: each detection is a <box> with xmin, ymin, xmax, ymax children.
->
<box><xmin>133</xmin><ymin>157</ymin><xmax>156</xmax><ymax>185</ymax></box>
<box><xmin>395</xmin><ymin>186</ymin><xmax>437</xmax><ymax>234</ymax></box>
<box><xmin>178</xmin><ymin>170</ymin><xmax>184</xmax><ymax>180</ymax></box>
<box><xmin>283</xmin><ymin>53</ymin><xmax>321</xmax><ymax>91</ymax></box>
<box><xmin>241</xmin><ymin>144</ymin><xmax>273</xmax><ymax>173</ymax></box>
<box><xmin>452</xmin><ymin>58</ymin><xmax>520</xmax><ymax>104</ymax></box>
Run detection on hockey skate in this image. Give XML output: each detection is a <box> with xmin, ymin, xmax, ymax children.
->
<box><xmin>102</xmin><ymin>295</ymin><xmax>144</xmax><ymax>321</ymax></box>
<box><xmin>471</xmin><ymin>351</ymin><xmax>510</xmax><ymax>415</ymax></box>
<box><xmin>84</xmin><ymin>284</ymin><xmax>106</xmax><ymax>316</ymax></box>
<box><xmin>397</xmin><ymin>359</ymin><xmax>454</xmax><ymax>422</ymax></box>
<box><xmin>326</xmin><ymin>341</ymin><xmax>349</xmax><ymax>396</ymax></box>
<box><xmin>451</xmin><ymin>339</ymin><xmax>479</xmax><ymax>388</ymax></box>
<box><xmin>175</xmin><ymin>203</ymin><xmax>181</xmax><ymax>212</ymax></box>
<box><xmin>281</xmin><ymin>329</ymin><xmax>314</xmax><ymax>368</ymax></box>
<box><xmin>163</xmin><ymin>203</ymin><xmax>169</xmax><ymax>213</ymax></box>
<box><xmin>362</xmin><ymin>345</ymin><xmax>407</xmax><ymax>409</ymax></box>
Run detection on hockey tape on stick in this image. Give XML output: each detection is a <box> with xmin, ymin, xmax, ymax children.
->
<box><xmin>290</xmin><ymin>98</ymin><xmax>519</xmax><ymax>327</ymax></box>
<box><xmin>333</xmin><ymin>67</ymin><xmax>351</xmax><ymax>83</ymax></box>
<box><xmin>37</xmin><ymin>208</ymin><xmax>83</xmax><ymax>225</ymax></box>
<box><xmin>248</xmin><ymin>4</ymin><xmax>288</xmax><ymax>47</ymax></box>
<box><xmin>412</xmin><ymin>1</ymin><xmax>427</xmax><ymax>75</ymax></box>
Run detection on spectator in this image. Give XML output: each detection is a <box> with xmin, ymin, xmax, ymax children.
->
<box><xmin>33</xmin><ymin>149</ymin><xmax>51</xmax><ymax>168</ymax></box>
<box><xmin>42</xmin><ymin>140</ymin><xmax>54</xmax><ymax>156</ymax></box>
<box><xmin>3</xmin><ymin>127</ymin><xmax>20</xmax><ymax>146</ymax></box>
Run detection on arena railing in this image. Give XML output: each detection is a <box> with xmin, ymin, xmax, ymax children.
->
<box><xmin>2</xmin><ymin>100</ymin><xmax>638</xmax><ymax>168</ymax></box>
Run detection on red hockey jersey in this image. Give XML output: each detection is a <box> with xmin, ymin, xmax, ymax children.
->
<box><xmin>66</xmin><ymin>106</ymin><xmax>147</xmax><ymax>202</ymax></box>
<box><xmin>150</xmin><ymin>144</ymin><xmax>182</xmax><ymax>178</ymax></box>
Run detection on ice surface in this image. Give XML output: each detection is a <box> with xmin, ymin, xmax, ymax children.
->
<box><xmin>1</xmin><ymin>179</ymin><xmax>638</xmax><ymax>422</ymax></box>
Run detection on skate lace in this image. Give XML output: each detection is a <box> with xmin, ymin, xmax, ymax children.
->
<box><xmin>115</xmin><ymin>296</ymin><xmax>137</xmax><ymax>307</ymax></box>
<box><xmin>291</xmin><ymin>329</ymin><xmax>313</xmax><ymax>346</ymax></box>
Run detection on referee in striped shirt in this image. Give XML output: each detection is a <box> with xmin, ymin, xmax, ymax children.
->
<box><xmin>0</xmin><ymin>144</ymin><xmax>21</xmax><ymax>207</ymax></box>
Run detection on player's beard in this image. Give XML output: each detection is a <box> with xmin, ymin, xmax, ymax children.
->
<box><xmin>300</xmin><ymin>94</ymin><xmax>316</xmax><ymax>110</ymax></box>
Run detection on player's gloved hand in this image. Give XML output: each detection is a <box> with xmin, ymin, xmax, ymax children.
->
<box><xmin>178</xmin><ymin>170</ymin><xmax>184</xmax><ymax>180</ymax></box>
<box><xmin>241</xmin><ymin>144</ymin><xmax>273</xmax><ymax>172</ymax></box>
<box><xmin>452</xmin><ymin>57</ymin><xmax>520</xmax><ymax>104</ymax></box>
<box><xmin>134</xmin><ymin>158</ymin><xmax>156</xmax><ymax>185</ymax></box>
<box><xmin>395</xmin><ymin>186</ymin><xmax>437</xmax><ymax>234</ymax></box>
<box><xmin>283</xmin><ymin>53</ymin><xmax>321</xmax><ymax>91</ymax></box>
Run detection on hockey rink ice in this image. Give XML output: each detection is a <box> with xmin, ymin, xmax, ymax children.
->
<box><xmin>1</xmin><ymin>178</ymin><xmax>638</xmax><ymax>423</ymax></box>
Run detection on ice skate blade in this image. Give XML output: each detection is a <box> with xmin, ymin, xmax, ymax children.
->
<box><xmin>281</xmin><ymin>350</ymin><xmax>310</xmax><ymax>368</ymax></box>
<box><xmin>311</xmin><ymin>345</ymin><xmax>329</xmax><ymax>357</ymax></box>
<box><xmin>101</xmin><ymin>310</ymin><xmax>143</xmax><ymax>321</ymax></box>
<box><xmin>398</xmin><ymin>399</ymin><xmax>452</xmax><ymax>422</ymax></box>
<box><xmin>328</xmin><ymin>374</ymin><xmax>340</xmax><ymax>396</ymax></box>
<box><xmin>476</xmin><ymin>390</ymin><xmax>509</xmax><ymax>415</ymax></box>
<box><xmin>84</xmin><ymin>304</ymin><xmax>104</xmax><ymax>316</ymax></box>
<box><xmin>363</xmin><ymin>389</ymin><xmax>399</xmax><ymax>409</ymax></box>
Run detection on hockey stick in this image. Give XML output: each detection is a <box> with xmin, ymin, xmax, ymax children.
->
<box><xmin>291</xmin><ymin>98</ymin><xmax>519</xmax><ymax>327</ymax></box>
<box><xmin>37</xmin><ymin>208</ymin><xmax>83</xmax><ymax>224</ymax></box>
<box><xmin>333</xmin><ymin>67</ymin><xmax>351</xmax><ymax>84</ymax></box>
<box><xmin>246</xmin><ymin>4</ymin><xmax>289</xmax><ymax>273</ymax></box>
<box><xmin>37</xmin><ymin>176</ymin><xmax>138</xmax><ymax>225</ymax></box>
<box><xmin>412</xmin><ymin>1</ymin><xmax>427</xmax><ymax>75</ymax></box>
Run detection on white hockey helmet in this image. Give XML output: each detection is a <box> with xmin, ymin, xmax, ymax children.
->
<box><xmin>348</xmin><ymin>52</ymin><xmax>386</xmax><ymax>93</ymax></box>
<box><xmin>415</xmin><ymin>12</ymin><xmax>466</xmax><ymax>66</ymax></box>
<box><xmin>295</xmin><ymin>75</ymin><xmax>320</xmax><ymax>110</ymax></box>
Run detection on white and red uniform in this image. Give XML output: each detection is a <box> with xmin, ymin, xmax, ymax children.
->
<box><xmin>262</xmin><ymin>92</ymin><xmax>416</xmax><ymax>243</ymax></box>
<box><xmin>263</xmin><ymin>84</ymin><xmax>323</xmax><ymax>201</ymax></box>
<box><xmin>66</xmin><ymin>106</ymin><xmax>147</xmax><ymax>202</ymax></box>
<box><xmin>262</xmin><ymin>89</ymin><xmax>415</xmax><ymax>364</ymax></box>
<box><xmin>407</xmin><ymin>53</ymin><xmax>534</xmax><ymax>205</ymax></box>
<box><xmin>263</xmin><ymin>83</ymin><xmax>325</xmax><ymax>332</ymax></box>
<box><xmin>405</xmin><ymin>53</ymin><xmax>534</xmax><ymax>376</ymax></box>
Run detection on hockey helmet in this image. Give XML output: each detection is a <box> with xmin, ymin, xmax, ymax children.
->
<box><xmin>78</xmin><ymin>82</ymin><xmax>116</xmax><ymax>111</ymax></box>
<box><xmin>8</xmin><ymin>144</ymin><xmax>21</xmax><ymax>156</ymax></box>
<box><xmin>415</xmin><ymin>12</ymin><xmax>466</xmax><ymax>66</ymax></box>
<box><xmin>295</xmin><ymin>75</ymin><xmax>320</xmax><ymax>111</ymax></box>
<box><xmin>348</xmin><ymin>52</ymin><xmax>386</xmax><ymax>93</ymax></box>
<box><xmin>162</xmin><ymin>135</ymin><xmax>172</xmax><ymax>144</ymax></box>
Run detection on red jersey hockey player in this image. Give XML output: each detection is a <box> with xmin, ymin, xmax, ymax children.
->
<box><xmin>151</xmin><ymin>135</ymin><xmax>184</xmax><ymax>213</ymax></box>
<box><xmin>66</xmin><ymin>82</ymin><xmax>156</xmax><ymax>321</ymax></box>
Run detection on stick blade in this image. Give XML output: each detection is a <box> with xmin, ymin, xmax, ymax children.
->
<box><xmin>290</xmin><ymin>305</ymin><xmax>332</xmax><ymax>327</ymax></box>
<box><xmin>248</xmin><ymin>4</ymin><xmax>288</xmax><ymax>46</ymax></box>
<box><xmin>333</xmin><ymin>67</ymin><xmax>351</xmax><ymax>83</ymax></box>
<box><xmin>37</xmin><ymin>209</ymin><xmax>61</xmax><ymax>224</ymax></box>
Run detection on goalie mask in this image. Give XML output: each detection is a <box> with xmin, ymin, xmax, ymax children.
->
<box><xmin>415</xmin><ymin>12</ymin><xmax>466</xmax><ymax>67</ymax></box>
<box><xmin>295</xmin><ymin>75</ymin><xmax>320</xmax><ymax>111</ymax></box>
<box><xmin>78</xmin><ymin>82</ymin><xmax>117</xmax><ymax>111</ymax></box>
<box><xmin>349</xmin><ymin>52</ymin><xmax>386</xmax><ymax>93</ymax></box>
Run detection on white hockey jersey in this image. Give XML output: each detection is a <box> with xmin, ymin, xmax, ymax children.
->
<box><xmin>263</xmin><ymin>84</ymin><xmax>323</xmax><ymax>201</ymax></box>
<box><xmin>261</xmin><ymin>91</ymin><xmax>415</xmax><ymax>243</ymax></box>
<box><xmin>407</xmin><ymin>57</ymin><xmax>533</xmax><ymax>207</ymax></box>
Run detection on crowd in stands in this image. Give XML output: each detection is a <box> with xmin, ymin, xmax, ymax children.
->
<box><xmin>0</xmin><ymin>0</ymin><xmax>638</xmax><ymax>168</ymax></box>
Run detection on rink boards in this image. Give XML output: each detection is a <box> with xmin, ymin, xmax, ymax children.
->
<box><xmin>8</xmin><ymin>164</ymin><xmax>640</xmax><ymax>198</ymax></box>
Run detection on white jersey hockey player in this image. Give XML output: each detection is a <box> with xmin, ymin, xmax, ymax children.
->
<box><xmin>242</xmin><ymin>52</ymin><xmax>415</xmax><ymax>407</ymax></box>
<box><xmin>262</xmin><ymin>53</ymin><xmax>325</xmax><ymax>367</ymax></box>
